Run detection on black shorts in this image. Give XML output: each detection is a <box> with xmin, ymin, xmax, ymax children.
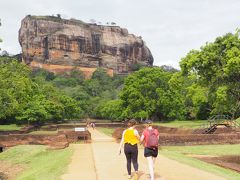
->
<box><xmin>144</xmin><ymin>147</ymin><xmax>158</xmax><ymax>157</ymax></box>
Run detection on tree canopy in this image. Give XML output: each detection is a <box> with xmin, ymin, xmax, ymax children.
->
<box><xmin>0</xmin><ymin>19</ymin><xmax>2</xmax><ymax>50</ymax></box>
<box><xmin>0</xmin><ymin>57</ymin><xmax>83</xmax><ymax>124</ymax></box>
<box><xmin>180</xmin><ymin>32</ymin><xmax>240</xmax><ymax>118</ymax></box>
<box><xmin>1</xmin><ymin>29</ymin><xmax>240</xmax><ymax>124</ymax></box>
<box><xmin>119</xmin><ymin>67</ymin><xmax>186</xmax><ymax>120</ymax></box>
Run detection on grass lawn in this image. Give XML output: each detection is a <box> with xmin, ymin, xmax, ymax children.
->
<box><xmin>0</xmin><ymin>145</ymin><xmax>73</xmax><ymax>180</ymax></box>
<box><xmin>29</xmin><ymin>130</ymin><xmax>58</xmax><ymax>135</ymax></box>
<box><xmin>236</xmin><ymin>117</ymin><xmax>240</xmax><ymax>123</ymax></box>
<box><xmin>155</xmin><ymin>120</ymin><xmax>207</xmax><ymax>129</ymax></box>
<box><xmin>90</xmin><ymin>119</ymin><xmax>114</xmax><ymax>123</ymax></box>
<box><xmin>0</xmin><ymin>124</ymin><xmax>22</xmax><ymax>131</ymax></box>
<box><xmin>97</xmin><ymin>127</ymin><xmax>115</xmax><ymax>136</ymax></box>
<box><xmin>161</xmin><ymin>144</ymin><xmax>240</xmax><ymax>179</ymax></box>
<box><xmin>56</xmin><ymin>123</ymin><xmax>86</xmax><ymax>126</ymax></box>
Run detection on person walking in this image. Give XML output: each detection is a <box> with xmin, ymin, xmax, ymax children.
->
<box><xmin>90</xmin><ymin>122</ymin><xmax>95</xmax><ymax>130</ymax></box>
<box><xmin>119</xmin><ymin>119</ymin><xmax>140</xmax><ymax>179</ymax></box>
<box><xmin>140</xmin><ymin>120</ymin><xmax>159</xmax><ymax>180</ymax></box>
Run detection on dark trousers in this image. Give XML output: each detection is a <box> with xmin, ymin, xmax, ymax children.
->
<box><xmin>124</xmin><ymin>143</ymin><xmax>138</xmax><ymax>175</ymax></box>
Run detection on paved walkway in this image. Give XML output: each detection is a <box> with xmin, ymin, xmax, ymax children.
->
<box><xmin>61</xmin><ymin>144</ymin><xmax>96</xmax><ymax>180</ymax></box>
<box><xmin>61</xmin><ymin>129</ymin><xmax>226</xmax><ymax>180</ymax></box>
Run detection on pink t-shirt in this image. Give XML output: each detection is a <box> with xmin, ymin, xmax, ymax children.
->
<box><xmin>142</xmin><ymin>128</ymin><xmax>159</xmax><ymax>147</ymax></box>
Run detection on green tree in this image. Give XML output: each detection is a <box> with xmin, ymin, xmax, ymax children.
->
<box><xmin>120</xmin><ymin>67</ymin><xmax>185</xmax><ymax>121</ymax></box>
<box><xmin>0</xmin><ymin>57</ymin><xmax>84</xmax><ymax>123</ymax></box>
<box><xmin>100</xmin><ymin>100</ymin><xmax>123</xmax><ymax>120</ymax></box>
<box><xmin>0</xmin><ymin>19</ymin><xmax>2</xmax><ymax>50</ymax></box>
<box><xmin>84</xmin><ymin>79</ymin><xmax>102</xmax><ymax>96</ymax></box>
<box><xmin>16</xmin><ymin>82</ymin><xmax>82</xmax><ymax>123</ymax></box>
<box><xmin>180</xmin><ymin>32</ymin><xmax>240</xmax><ymax>118</ymax></box>
<box><xmin>185</xmin><ymin>82</ymin><xmax>210</xmax><ymax>119</ymax></box>
<box><xmin>70</xmin><ymin>68</ymin><xmax>85</xmax><ymax>84</ymax></box>
<box><xmin>166</xmin><ymin>72</ymin><xmax>187</xmax><ymax>120</ymax></box>
<box><xmin>31</xmin><ymin>68</ymin><xmax>55</xmax><ymax>81</ymax></box>
<box><xmin>16</xmin><ymin>94</ymin><xmax>63</xmax><ymax>123</ymax></box>
<box><xmin>0</xmin><ymin>59</ymin><xmax>35</xmax><ymax>120</ymax></box>
<box><xmin>91</xmin><ymin>68</ymin><xmax>112</xmax><ymax>91</ymax></box>
<box><xmin>62</xmin><ymin>85</ymin><xmax>90</xmax><ymax>115</ymax></box>
<box><xmin>59</xmin><ymin>95</ymin><xmax>83</xmax><ymax>120</ymax></box>
<box><xmin>129</xmin><ymin>63</ymin><xmax>145</xmax><ymax>71</ymax></box>
<box><xmin>52</xmin><ymin>76</ymin><xmax>79</xmax><ymax>87</ymax></box>
<box><xmin>16</xmin><ymin>95</ymin><xmax>49</xmax><ymax>123</ymax></box>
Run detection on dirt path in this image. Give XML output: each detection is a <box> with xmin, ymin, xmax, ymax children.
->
<box><xmin>61</xmin><ymin>129</ymin><xmax>226</xmax><ymax>180</ymax></box>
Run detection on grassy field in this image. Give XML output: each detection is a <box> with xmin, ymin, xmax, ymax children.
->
<box><xmin>0</xmin><ymin>124</ymin><xmax>22</xmax><ymax>131</ymax></box>
<box><xmin>161</xmin><ymin>144</ymin><xmax>240</xmax><ymax>179</ymax></box>
<box><xmin>55</xmin><ymin>123</ymin><xmax>86</xmax><ymax>126</ymax></box>
<box><xmin>97</xmin><ymin>120</ymin><xmax>207</xmax><ymax>135</ymax></box>
<box><xmin>155</xmin><ymin>117</ymin><xmax>240</xmax><ymax>129</ymax></box>
<box><xmin>97</xmin><ymin>127</ymin><xmax>115</xmax><ymax>136</ymax></box>
<box><xmin>155</xmin><ymin>120</ymin><xmax>207</xmax><ymax>129</ymax></box>
<box><xmin>0</xmin><ymin>145</ymin><xmax>73</xmax><ymax>180</ymax></box>
<box><xmin>29</xmin><ymin>130</ymin><xmax>58</xmax><ymax>135</ymax></box>
<box><xmin>236</xmin><ymin>117</ymin><xmax>240</xmax><ymax>123</ymax></box>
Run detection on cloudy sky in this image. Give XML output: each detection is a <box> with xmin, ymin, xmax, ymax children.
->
<box><xmin>1</xmin><ymin>0</ymin><xmax>240</xmax><ymax>68</ymax></box>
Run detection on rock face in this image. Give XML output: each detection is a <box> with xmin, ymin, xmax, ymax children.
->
<box><xmin>19</xmin><ymin>15</ymin><xmax>153</xmax><ymax>76</ymax></box>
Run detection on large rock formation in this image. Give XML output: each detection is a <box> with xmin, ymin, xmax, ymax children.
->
<box><xmin>19</xmin><ymin>15</ymin><xmax>153</xmax><ymax>76</ymax></box>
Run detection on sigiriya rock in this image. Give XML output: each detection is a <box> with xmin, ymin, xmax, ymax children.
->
<box><xmin>19</xmin><ymin>15</ymin><xmax>153</xmax><ymax>77</ymax></box>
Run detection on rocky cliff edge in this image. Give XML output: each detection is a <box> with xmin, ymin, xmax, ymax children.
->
<box><xmin>19</xmin><ymin>15</ymin><xmax>154</xmax><ymax>76</ymax></box>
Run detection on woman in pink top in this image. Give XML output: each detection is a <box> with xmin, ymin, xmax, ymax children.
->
<box><xmin>140</xmin><ymin>120</ymin><xmax>159</xmax><ymax>180</ymax></box>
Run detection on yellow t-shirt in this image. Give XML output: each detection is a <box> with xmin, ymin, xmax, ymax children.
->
<box><xmin>123</xmin><ymin>129</ymin><xmax>139</xmax><ymax>145</ymax></box>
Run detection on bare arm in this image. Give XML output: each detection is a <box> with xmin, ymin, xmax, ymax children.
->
<box><xmin>140</xmin><ymin>134</ymin><xmax>145</xmax><ymax>144</ymax></box>
<box><xmin>157</xmin><ymin>130</ymin><xmax>160</xmax><ymax>140</ymax></box>
<box><xmin>134</xmin><ymin>129</ymin><xmax>140</xmax><ymax>140</ymax></box>
<box><xmin>118</xmin><ymin>130</ymin><xmax>126</xmax><ymax>154</ymax></box>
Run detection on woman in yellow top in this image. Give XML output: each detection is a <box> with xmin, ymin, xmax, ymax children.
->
<box><xmin>119</xmin><ymin>119</ymin><xmax>140</xmax><ymax>179</ymax></box>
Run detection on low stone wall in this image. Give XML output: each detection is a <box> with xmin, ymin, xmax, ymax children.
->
<box><xmin>0</xmin><ymin>134</ymin><xmax>69</xmax><ymax>149</ymax></box>
<box><xmin>113</xmin><ymin>127</ymin><xmax>240</xmax><ymax>146</ymax></box>
<box><xmin>58</xmin><ymin>130</ymin><xmax>91</xmax><ymax>143</ymax></box>
<box><xmin>94</xmin><ymin>123</ymin><xmax>124</xmax><ymax>128</ymax></box>
<box><xmin>57</xmin><ymin>124</ymin><xmax>85</xmax><ymax>129</ymax></box>
<box><xmin>0</xmin><ymin>125</ymin><xmax>37</xmax><ymax>135</ymax></box>
<box><xmin>0</xmin><ymin>130</ymin><xmax>91</xmax><ymax>150</ymax></box>
<box><xmin>156</xmin><ymin>126</ymin><xmax>193</xmax><ymax>134</ymax></box>
<box><xmin>159</xmin><ymin>133</ymin><xmax>240</xmax><ymax>146</ymax></box>
<box><xmin>20</xmin><ymin>125</ymin><xmax>38</xmax><ymax>133</ymax></box>
<box><xmin>40</xmin><ymin>125</ymin><xmax>58</xmax><ymax>131</ymax></box>
<box><xmin>56</xmin><ymin>123</ymin><xmax>124</xmax><ymax>129</ymax></box>
<box><xmin>0</xmin><ymin>130</ymin><xmax>24</xmax><ymax>135</ymax></box>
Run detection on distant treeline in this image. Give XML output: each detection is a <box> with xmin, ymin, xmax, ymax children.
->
<box><xmin>0</xmin><ymin>31</ymin><xmax>240</xmax><ymax>124</ymax></box>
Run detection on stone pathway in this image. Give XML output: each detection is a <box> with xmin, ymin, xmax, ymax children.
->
<box><xmin>90</xmin><ymin>129</ymin><xmax>127</xmax><ymax>180</ymax></box>
<box><xmin>61</xmin><ymin>129</ymin><xmax>226</xmax><ymax>180</ymax></box>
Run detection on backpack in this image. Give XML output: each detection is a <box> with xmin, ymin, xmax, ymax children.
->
<box><xmin>146</xmin><ymin>129</ymin><xmax>158</xmax><ymax>149</ymax></box>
